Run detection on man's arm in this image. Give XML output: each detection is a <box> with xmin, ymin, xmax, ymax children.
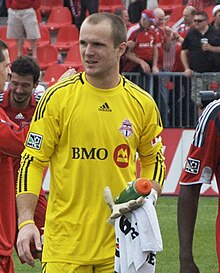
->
<box><xmin>16</xmin><ymin>152</ymin><xmax>46</xmax><ymax>267</ymax></box>
<box><xmin>181</xmin><ymin>49</ymin><xmax>193</xmax><ymax>77</ymax></box>
<box><xmin>178</xmin><ymin>184</ymin><xmax>201</xmax><ymax>273</ymax></box>
<box><xmin>125</xmin><ymin>50</ymin><xmax>151</xmax><ymax>73</ymax></box>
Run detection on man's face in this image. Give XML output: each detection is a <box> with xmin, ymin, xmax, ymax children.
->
<box><xmin>194</xmin><ymin>15</ymin><xmax>208</xmax><ymax>31</ymax></box>
<box><xmin>140</xmin><ymin>17</ymin><xmax>152</xmax><ymax>29</ymax></box>
<box><xmin>79</xmin><ymin>20</ymin><xmax>125</xmax><ymax>80</ymax></box>
<box><xmin>9</xmin><ymin>73</ymin><xmax>35</xmax><ymax>107</ymax></box>
<box><xmin>0</xmin><ymin>49</ymin><xmax>11</xmax><ymax>92</ymax></box>
<box><xmin>122</xmin><ymin>10</ymin><xmax>130</xmax><ymax>26</ymax></box>
<box><xmin>183</xmin><ymin>10</ymin><xmax>194</xmax><ymax>25</ymax></box>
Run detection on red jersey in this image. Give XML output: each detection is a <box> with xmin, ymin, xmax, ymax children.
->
<box><xmin>6</xmin><ymin>0</ymin><xmax>41</xmax><ymax>10</ymax></box>
<box><xmin>0</xmin><ymin>107</ymin><xmax>28</xmax><ymax>256</ymax></box>
<box><xmin>0</xmin><ymin>90</ymin><xmax>47</xmax><ymax>240</ymax></box>
<box><xmin>127</xmin><ymin>23</ymin><xmax>156</xmax><ymax>62</ymax></box>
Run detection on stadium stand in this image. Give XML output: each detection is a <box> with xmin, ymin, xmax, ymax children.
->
<box><xmin>0</xmin><ymin>25</ymin><xmax>16</xmax><ymax>47</ymax></box>
<box><xmin>37</xmin><ymin>44</ymin><xmax>59</xmax><ymax>70</ymax></box>
<box><xmin>43</xmin><ymin>63</ymin><xmax>67</xmax><ymax>82</ymax></box>
<box><xmin>99</xmin><ymin>0</ymin><xmax>125</xmax><ymax>13</ymax></box>
<box><xmin>23</xmin><ymin>25</ymin><xmax>51</xmax><ymax>54</ymax></box>
<box><xmin>158</xmin><ymin>0</ymin><xmax>183</xmax><ymax>14</ymax></box>
<box><xmin>64</xmin><ymin>43</ymin><xmax>82</xmax><ymax>70</ymax></box>
<box><xmin>45</xmin><ymin>7</ymin><xmax>72</xmax><ymax>32</ymax></box>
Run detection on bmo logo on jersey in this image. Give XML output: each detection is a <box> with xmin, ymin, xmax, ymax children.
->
<box><xmin>26</xmin><ymin>132</ymin><xmax>43</xmax><ymax>150</ymax></box>
<box><xmin>72</xmin><ymin>147</ymin><xmax>108</xmax><ymax>160</ymax></box>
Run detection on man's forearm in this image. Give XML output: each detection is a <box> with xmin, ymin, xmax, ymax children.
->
<box><xmin>178</xmin><ymin>184</ymin><xmax>201</xmax><ymax>261</ymax></box>
<box><xmin>16</xmin><ymin>193</ymin><xmax>39</xmax><ymax>226</ymax></box>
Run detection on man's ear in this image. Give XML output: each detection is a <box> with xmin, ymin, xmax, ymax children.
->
<box><xmin>118</xmin><ymin>42</ymin><xmax>127</xmax><ymax>57</ymax></box>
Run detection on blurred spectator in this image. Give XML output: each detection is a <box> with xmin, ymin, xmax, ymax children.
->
<box><xmin>181</xmin><ymin>11</ymin><xmax>220</xmax><ymax>76</ymax></box>
<box><xmin>181</xmin><ymin>11</ymin><xmax>220</xmax><ymax>115</ymax></box>
<box><xmin>123</xmin><ymin>9</ymin><xmax>158</xmax><ymax>90</ymax></box>
<box><xmin>6</xmin><ymin>0</ymin><xmax>41</xmax><ymax>60</ymax></box>
<box><xmin>186</xmin><ymin>0</ymin><xmax>215</xmax><ymax>10</ymax></box>
<box><xmin>152</xmin><ymin>7</ymin><xmax>173</xmax><ymax>126</ymax></box>
<box><xmin>128</xmin><ymin>0</ymin><xmax>146</xmax><ymax>23</ymax></box>
<box><xmin>64</xmin><ymin>0</ymin><xmax>81</xmax><ymax>25</ymax></box>
<box><xmin>170</xmin><ymin>5</ymin><xmax>196</xmax><ymax>127</ymax></box>
<box><xmin>125</xmin><ymin>9</ymin><xmax>157</xmax><ymax>74</ymax></box>
<box><xmin>65</xmin><ymin>0</ymin><xmax>99</xmax><ymax>30</ymax></box>
<box><xmin>212</xmin><ymin>4</ymin><xmax>220</xmax><ymax>30</ymax></box>
<box><xmin>173</xmin><ymin>5</ymin><xmax>196</xmax><ymax>72</ymax></box>
<box><xmin>0</xmin><ymin>1</ymin><xmax>7</xmax><ymax>25</ymax></box>
<box><xmin>0</xmin><ymin>0</ymin><xmax>7</xmax><ymax>17</ymax></box>
<box><xmin>114</xmin><ymin>7</ymin><xmax>132</xmax><ymax>28</ymax></box>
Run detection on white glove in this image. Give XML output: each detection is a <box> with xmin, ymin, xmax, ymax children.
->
<box><xmin>104</xmin><ymin>186</ymin><xmax>145</xmax><ymax>222</ymax></box>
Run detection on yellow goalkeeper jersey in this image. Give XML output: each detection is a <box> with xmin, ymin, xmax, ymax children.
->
<box><xmin>17</xmin><ymin>72</ymin><xmax>165</xmax><ymax>264</ymax></box>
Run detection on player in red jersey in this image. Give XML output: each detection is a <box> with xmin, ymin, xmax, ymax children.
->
<box><xmin>178</xmin><ymin>99</ymin><xmax>220</xmax><ymax>273</ymax></box>
<box><xmin>0</xmin><ymin>40</ymin><xmax>30</xmax><ymax>273</ymax></box>
<box><xmin>0</xmin><ymin>55</ymin><xmax>47</xmax><ymax>261</ymax></box>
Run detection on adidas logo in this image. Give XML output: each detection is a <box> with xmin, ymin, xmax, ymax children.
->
<box><xmin>98</xmin><ymin>102</ymin><xmax>112</xmax><ymax>112</ymax></box>
<box><xmin>15</xmin><ymin>113</ymin><xmax>25</xmax><ymax>120</ymax></box>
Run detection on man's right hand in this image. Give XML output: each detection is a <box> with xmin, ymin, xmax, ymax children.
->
<box><xmin>17</xmin><ymin>223</ymin><xmax>42</xmax><ymax>267</ymax></box>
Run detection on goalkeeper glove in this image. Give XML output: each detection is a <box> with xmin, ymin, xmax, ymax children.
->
<box><xmin>104</xmin><ymin>186</ymin><xmax>145</xmax><ymax>222</ymax></box>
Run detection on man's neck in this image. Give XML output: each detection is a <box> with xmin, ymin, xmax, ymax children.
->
<box><xmin>199</xmin><ymin>25</ymin><xmax>209</xmax><ymax>35</ymax></box>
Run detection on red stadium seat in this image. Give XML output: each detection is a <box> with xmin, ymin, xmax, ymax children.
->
<box><xmin>64</xmin><ymin>43</ymin><xmax>82</xmax><ymax>70</ymax></box>
<box><xmin>45</xmin><ymin>7</ymin><xmax>72</xmax><ymax>32</ymax></box>
<box><xmin>158</xmin><ymin>0</ymin><xmax>183</xmax><ymax>14</ymax></box>
<box><xmin>204</xmin><ymin>6</ymin><xmax>214</xmax><ymax>23</ymax></box>
<box><xmin>40</xmin><ymin>0</ymin><xmax>63</xmax><ymax>16</ymax></box>
<box><xmin>167</xmin><ymin>5</ymin><xmax>185</xmax><ymax>26</ymax></box>
<box><xmin>0</xmin><ymin>25</ymin><xmax>16</xmax><ymax>47</ymax></box>
<box><xmin>53</xmin><ymin>24</ymin><xmax>79</xmax><ymax>52</ymax></box>
<box><xmin>99</xmin><ymin>0</ymin><xmax>124</xmax><ymax>13</ymax></box>
<box><xmin>36</xmin><ymin>8</ymin><xmax>42</xmax><ymax>23</ymax></box>
<box><xmin>43</xmin><ymin>63</ymin><xmax>67</xmax><ymax>82</ymax></box>
<box><xmin>7</xmin><ymin>44</ymin><xmax>28</xmax><ymax>63</ymax></box>
<box><xmin>37</xmin><ymin>44</ymin><xmax>59</xmax><ymax>70</ymax></box>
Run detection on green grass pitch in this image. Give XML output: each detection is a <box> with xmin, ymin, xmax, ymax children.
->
<box><xmin>13</xmin><ymin>196</ymin><xmax>218</xmax><ymax>273</ymax></box>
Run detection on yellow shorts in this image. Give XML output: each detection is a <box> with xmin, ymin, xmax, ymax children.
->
<box><xmin>42</xmin><ymin>261</ymin><xmax>114</xmax><ymax>273</ymax></box>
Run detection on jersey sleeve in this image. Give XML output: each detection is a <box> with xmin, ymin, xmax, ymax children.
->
<box><xmin>0</xmin><ymin>108</ymin><xmax>29</xmax><ymax>157</ymax></box>
<box><xmin>16</xmin><ymin>86</ymin><xmax>61</xmax><ymax>196</ymax></box>
<box><xmin>137</xmin><ymin>98</ymin><xmax>166</xmax><ymax>187</ymax></box>
<box><xmin>180</xmin><ymin>100</ymin><xmax>220</xmax><ymax>185</ymax></box>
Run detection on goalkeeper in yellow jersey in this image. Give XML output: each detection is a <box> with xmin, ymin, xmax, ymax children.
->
<box><xmin>16</xmin><ymin>12</ymin><xmax>166</xmax><ymax>273</ymax></box>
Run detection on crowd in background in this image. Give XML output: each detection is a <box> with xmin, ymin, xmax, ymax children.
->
<box><xmin>0</xmin><ymin>0</ymin><xmax>220</xmax><ymax>128</ymax></box>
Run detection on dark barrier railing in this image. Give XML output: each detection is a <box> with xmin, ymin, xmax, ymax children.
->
<box><xmin>122</xmin><ymin>72</ymin><xmax>220</xmax><ymax>128</ymax></box>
